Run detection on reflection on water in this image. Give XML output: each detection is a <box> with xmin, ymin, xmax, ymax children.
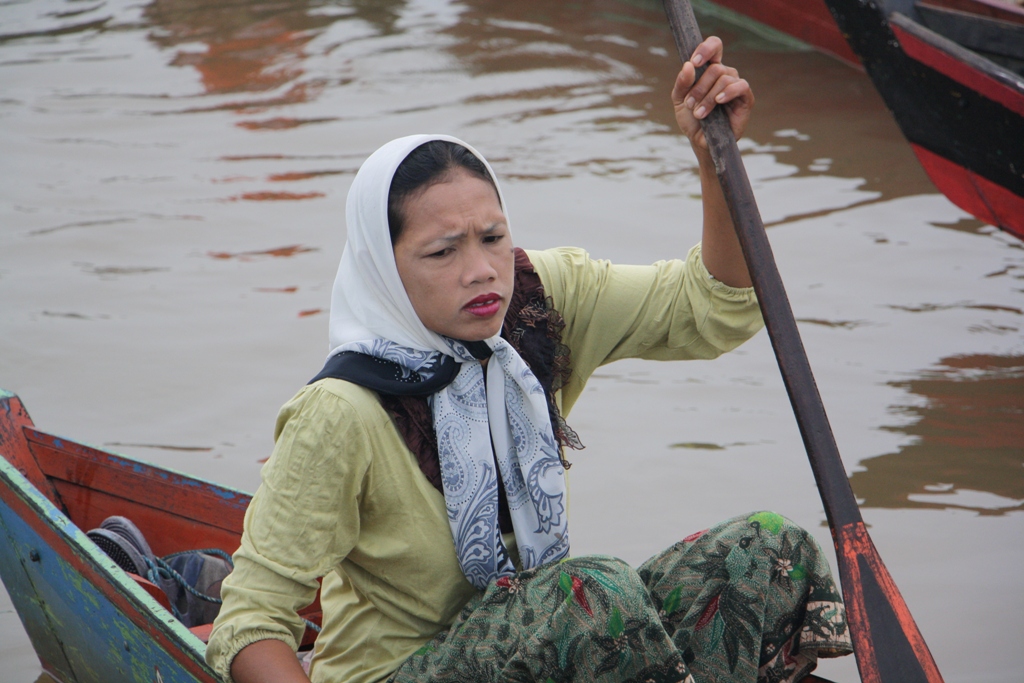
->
<box><xmin>209</xmin><ymin>244</ymin><xmax>319</xmax><ymax>259</ymax></box>
<box><xmin>0</xmin><ymin>0</ymin><xmax>935</xmax><ymax>215</ymax></box>
<box><xmin>852</xmin><ymin>354</ymin><xmax>1024</xmax><ymax>515</ymax></box>
<box><xmin>123</xmin><ymin>0</ymin><xmax>936</xmax><ymax>205</ymax></box>
<box><xmin>439</xmin><ymin>0</ymin><xmax>936</xmax><ymax>205</ymax></box>
<box><xmin>145</xmin><ymin>0</ymin><xmax>404</xmax><ymax>97</ymax></box>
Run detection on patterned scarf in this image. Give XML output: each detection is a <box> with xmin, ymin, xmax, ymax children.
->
<box><xmin>326</xmin><ymin>135</ymin><xmax>570</xmax><ymax>589</ymax></box>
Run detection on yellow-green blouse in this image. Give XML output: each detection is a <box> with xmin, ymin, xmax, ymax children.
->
<box><xmin>206</xmin><ymin>244</ymin><xmax>763</xmax><ymax>683</ymax></box>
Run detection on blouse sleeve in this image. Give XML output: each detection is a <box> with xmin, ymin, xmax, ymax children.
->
<box><xmin>526</xmin><ymin>243</ymin><xmax>764</xmax><ymax>415</ymax></box>
<box><xmin>205</xmin><ymin>382</ymin><xmax>373</xmax><ymax>682</ymax></box>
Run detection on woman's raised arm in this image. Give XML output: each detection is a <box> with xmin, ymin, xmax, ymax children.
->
<box><xmin>671</xmin><ymin>36</ymin><xmax>754</xmax><ymax>289</ymax></box>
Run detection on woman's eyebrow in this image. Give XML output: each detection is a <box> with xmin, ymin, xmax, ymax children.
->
<box><xmin>424</xmin><ymin>221</ymin><xmax>505</xmax><ymax>249</ymax></box>
<box><xmin>422</xmin><ymin>230</ymin><xmax>467</xmax><ymax>249</ymax></box>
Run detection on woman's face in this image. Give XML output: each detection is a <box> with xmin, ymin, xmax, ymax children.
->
<box><xmin>393</xmin><ymin>168</ymin><xmax>514</xmax><ymax>342</ymax></box>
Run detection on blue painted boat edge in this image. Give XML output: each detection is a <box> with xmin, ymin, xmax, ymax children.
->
<box><xmin>0</xmin><ymin>481</ymin><xmax>216</xmax><ymax>682</ymax></box>
<box><xmin>0</xmin><ymin>508</ymin><xmax>77</xmax><ymax>681</ymax></box>
<box><xmin>0</xmin><ymin>456</ymin><xmax>213</xmax><ymax>670</ymax></box>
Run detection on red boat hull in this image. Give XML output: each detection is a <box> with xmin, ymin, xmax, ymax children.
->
<box><xmin>706</xmin><ymin>0</ymin><xmax>1024</xmax><ymax>241</ymax></box>
<box><xmin>710</xmin><ymin>0</ymin><xmax>860</xmax><ymax>65</ymax></box>
<box><xmin>893</xmin><ymin>22</ymin><xmax>1024</xmax><ymax>238</ymax></box>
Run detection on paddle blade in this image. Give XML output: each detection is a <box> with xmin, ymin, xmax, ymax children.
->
<box><xmin>836</xmin><ymin>521</ymin><xmax>944</xmax><ymax>683</ymax></box>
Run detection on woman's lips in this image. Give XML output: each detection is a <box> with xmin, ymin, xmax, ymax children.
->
<box><xmin>464</xmin><ymin>293</ymin><xmax>502</xmax><ymax>318</ymax></box>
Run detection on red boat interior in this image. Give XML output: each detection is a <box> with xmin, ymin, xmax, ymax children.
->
<box><xmin>1</xmin><ymin>395</ymin><xmax>321</xmax><ymax>647</ymax></box>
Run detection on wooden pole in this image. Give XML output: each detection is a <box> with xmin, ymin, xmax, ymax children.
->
<box><xmin>660</xmin><ymin>2</ymin><xmax>945</xmax><ymax>681</ymax></box>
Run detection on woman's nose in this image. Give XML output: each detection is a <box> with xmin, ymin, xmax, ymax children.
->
<box><xmin>463</xmin><ymin>245</ymin><xmax>497</xmax><ymax>284</ymax></box>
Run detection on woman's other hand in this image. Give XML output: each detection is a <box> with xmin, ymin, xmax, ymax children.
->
<box><xmin>671</xmin><ymin>36</ymin><xmax>754</xmax><ymax>150</ymax></box>
<box><xmin>231</xmin><ymin>639</ymin><xmax>311</xmax><ymax>683</ymax></box>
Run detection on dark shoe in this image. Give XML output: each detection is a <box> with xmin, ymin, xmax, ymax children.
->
<box><xmin>86</xmin><ymin>515</ymin><xmax>155</xmax><ymax>576</ymax></box>
<box><xmin>87</xmin><ymin>515</ymin><xmax>233</xmax><ymax>627</ymax></box>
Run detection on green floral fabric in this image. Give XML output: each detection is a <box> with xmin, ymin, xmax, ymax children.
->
<box><xmin>388</xmin><ymin>513</ymin><xmax>852</xmax><ymax>683</ymax></box>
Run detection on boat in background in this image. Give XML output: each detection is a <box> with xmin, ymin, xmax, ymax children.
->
<box><xmin>0</xmin><ymin>389</ymin><xmax>320</xmax><ymax>683</ymax></box>
<box><xmin>700</xmin><ymin>0</ymin><xmax>1024</xmax><ymax>240</ymax></box>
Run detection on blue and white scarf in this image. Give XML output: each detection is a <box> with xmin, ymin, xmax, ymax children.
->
<box><xmin>327</xmin><ymin>135</ymin><xmax>570</xmax><ymax>589</ymax></box>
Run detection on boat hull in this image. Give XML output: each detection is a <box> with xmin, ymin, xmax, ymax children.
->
<box><xmin>0</xmin><ymin>458</ymin><xmax>216</xmax><ymax>683</ymax></box>
<box><xmin>837</xmin><ymin>4</ymin><xmax>1024</xmax><ymax>239</ymax></box>
<box><xmin>0</xmin><ymin>389</ymin><xmax>321</xmax><ymax>682</ymax></box>
<box><xmin>702</xmin><ymin>0</ymin><xmax>1024</xmax><ymax>240</ymax></box>
<box><xmin>707</xmin><ymin>0</ymin><xmax>860</xmax><ymax>64</ymax></box>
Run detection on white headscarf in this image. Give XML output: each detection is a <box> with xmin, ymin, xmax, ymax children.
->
<box><xmin>328</xmin><ymin>134</ymin><xmax>570</xmax><ymax>589</ymax></box>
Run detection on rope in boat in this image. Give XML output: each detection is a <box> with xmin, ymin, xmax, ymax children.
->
<box><xmin>144</xmin><ymin>549</ymin><xmax>321</xmax><ymax>633</ymax></box>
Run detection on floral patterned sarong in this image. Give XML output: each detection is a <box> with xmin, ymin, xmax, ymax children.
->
<box><xmin>389</xmin><ymin>512</ymin><xmax>852</xmax><ymax>683</ymax></box>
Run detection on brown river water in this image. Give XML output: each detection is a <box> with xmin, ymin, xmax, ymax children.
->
<box><xmin>1</xmin><ymin>0</ymin><xmax>1022</xmax><ymax>681</ymax></box>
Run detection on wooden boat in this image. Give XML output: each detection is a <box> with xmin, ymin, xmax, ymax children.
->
<box><xmin>0</xmin><ymin>386</ymin><xmax>851</xmax><ymax>683</ymax></box>
<box><xmin>0</xmin><ymin>389</ymin><xmax>320</xmax><ymax>683</ymax></box>
<box><xmin>703</xmin><ymin>0</ymin><xmax>1024</xmax><ymax>240</ymax></box>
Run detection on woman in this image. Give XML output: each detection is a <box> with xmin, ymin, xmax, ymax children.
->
<box><xmin>207</xmin><ymin>38</ymin><xmax>853</xmax><ymax>683</ymax></box>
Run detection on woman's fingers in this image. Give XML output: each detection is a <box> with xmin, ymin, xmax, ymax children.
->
<box><xmin>687</xmin><ymin>64</ymin><xmax>740</xmax><ymax>119</ymax></box>
<box><xmin>696</xmin><ymin>77</ymin><xmax>751</xmax><ymax>121</ymax></box>
<box><xmin>672</xmin><ymin>36</ymin><xmax>754</xmax><ymax>142</ymax></box>
<box><xmin>671</xmin><ymin>61</ymin><xmax>696</xmax><ymax>107</ymax></box>
<box><xmin>688</xmin><ymin>35</ymin><xmax>723</xmax><ymax>69</ymax></box>
<box><xmin>673</xmin><ymin>37</ymin><xmax>725</xmax><ymax>107</ymax></box>
<box><xmin>716</xmin><ymin>79</ymin><xmax>752</xmax><ymax>107</ymax></box>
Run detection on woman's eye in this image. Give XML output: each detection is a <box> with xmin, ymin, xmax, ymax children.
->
<box><xmin>428</xmin><ymin>247</ymin><xmax>453</xmax><ymax>258</ymax></box>
<box><xmin>483</xmin><ymin>234</ymin><xmax>503</xmax><ymax>244</ymax></box>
